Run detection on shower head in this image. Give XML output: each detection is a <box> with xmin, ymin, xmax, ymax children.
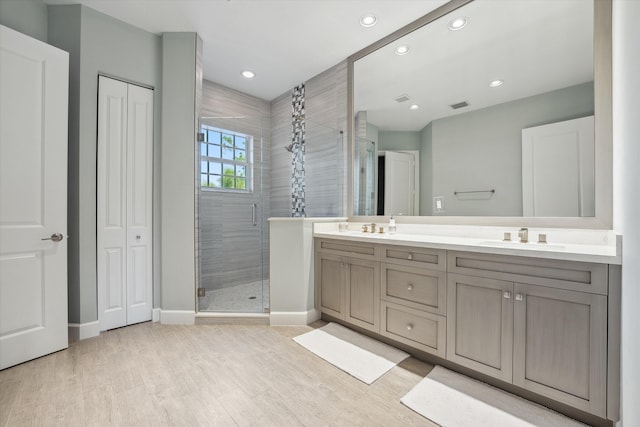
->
<box><xmin>284</xmin><ymin>143</ymin><xmax>294</xmax><ymax>152</ymax></box>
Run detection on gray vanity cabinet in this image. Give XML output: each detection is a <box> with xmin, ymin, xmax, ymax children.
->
<box><xmin>315</xmin><ymin>239</ymin><xmax>380</xmax><ymax>333</ymax></box>
<box><xmin>447</xmin><ymin>251</ymin><xmax>609</xmax><ymax>417</ymax></box>
<box><xmin>512</xmin><ymin>283</ymin><xmax>607</xmax><ymax>416</ymax></box>
<box><xmin>314</xmin><ymin>239</ymin><xmax>617</xmax><ymax>420</ymax></box>
<box><xmin>316</xmin><ymin>253</ymin><xmax>347</xmax><ymax>319</ymax></box>
<box><xmin>380</xmin><ymin>245</ymin><xmax>447</xmax><ymax>357</ymax></box>
<box><xmin>446</xmin><ymin>274</ymin><xmax>514</xmax><ymax>382</ymax></box>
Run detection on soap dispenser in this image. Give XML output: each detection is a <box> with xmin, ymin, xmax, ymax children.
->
<box><xmin>388</xmin><ymin>216</ymin><xmax>396</xmax><ymax>235</ymax></box>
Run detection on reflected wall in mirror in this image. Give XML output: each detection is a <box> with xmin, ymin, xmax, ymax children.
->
<box><xmin>352</xmin><ymin>0</ymin><xmax>604</xmax><ymax>219</ymax></box>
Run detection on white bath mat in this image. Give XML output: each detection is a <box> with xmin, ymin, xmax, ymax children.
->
<box><xmin>401</xmin><ymin>366</ymin><xmax>587</xmax><ymax>427</ymax></box>
<box><xmin>293</xmin><ymin>322</ymin><xmax>409</xmax><ymax>384</ymax></box>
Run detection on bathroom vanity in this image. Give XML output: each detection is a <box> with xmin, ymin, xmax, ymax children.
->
<box><xmin>314</xmin><ymin>223</ymin><xmax>621</xmax><ymax>424</ymax></box>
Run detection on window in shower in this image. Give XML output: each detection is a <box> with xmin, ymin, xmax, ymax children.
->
<box><xmin>200</xmin><ymin>125</ymin><xmax>253</xmax><ymax>191</ymax></box>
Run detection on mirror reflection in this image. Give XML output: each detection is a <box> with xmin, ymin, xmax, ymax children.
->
<box><xmin>353</xmin><ymin>0</ymin><xmax>595</xmax><ymax>217</ymax></box>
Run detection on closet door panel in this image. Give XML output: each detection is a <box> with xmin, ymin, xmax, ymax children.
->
<box><xmin>98</xmin><ymin>76</ymin><xmax>128</xmax><ymax>331</ymax></box>
<box><xmin>126</xmin><ymin>84</ymin><xmax>153</xmax><ymax>324</ymax></box>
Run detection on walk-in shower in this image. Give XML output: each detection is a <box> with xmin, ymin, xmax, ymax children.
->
<box><xmin>196</xmin><ymin>113</ymin><xmax>345</xmax><ymax>313</ymax></box>
<box><xmin>197</xmin><ymin>116</ymin><xmax>269</xmax><ymax>313</ymax></box>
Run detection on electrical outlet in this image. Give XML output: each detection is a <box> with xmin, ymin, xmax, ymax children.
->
<box><xmin>433</xmin><ymin>196</ymin><xmax>445</xmax><ymax>213</ymax></box>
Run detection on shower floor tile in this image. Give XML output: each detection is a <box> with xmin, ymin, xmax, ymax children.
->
<box><xmin>199</xmin><ymin>280</ymin><xmax>269</xmax><ymax>313</ymax></box>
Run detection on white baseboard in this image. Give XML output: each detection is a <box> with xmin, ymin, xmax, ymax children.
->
<box><xmin>270</xmin><ymin>309</ymin><xmax>321</xmax><ymax>326</ymax></box>
<box><xmin>152</xmin><ymin>308</ymin><xmax>161</xmax><ymax>322</ymax></box>
<box><xmin>68</xmin><ymin>321</ymin><xmax>100</xmax><ymax>342</ymax></box>
<box><xmin>160</xmin><ymin>310</ymin><xmax>195</xmax><ymax>325</ymax></box>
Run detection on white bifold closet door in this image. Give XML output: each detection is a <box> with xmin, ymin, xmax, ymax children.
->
<box><xmin>97</xmin><ymin>76</ymin><xmax>153</xmax><ymax>331</ymax></box>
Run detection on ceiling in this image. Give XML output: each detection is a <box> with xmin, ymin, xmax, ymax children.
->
<box><xmin>354</xmin><ymin>0</ymin><xmax>595</xmax><ymax>131</ymax></box>
<box><xmin>43</xmin><ymin>0</ymin><xmax>448</xmax><ymax>101</ymax></box>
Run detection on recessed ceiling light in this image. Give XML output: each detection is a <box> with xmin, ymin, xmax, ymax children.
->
<box><xmin>448</xmin><ymin>17</ymin><xmax>468</xmax><ymax>31</ymax></box>
<box><xmin>489</xmin><ymin>79</ymin><xmax>504</xmax><ymax>87</ymax></box>
<box><xmin>241</xmin><ymin>70</ymin><xmax>255</xmax><ymax>79</ymax></box>
<box><xmin>395</xmin><ymin>45</ymin><xmax>410</xmax><ymax>56</ymax></box>
<box><xmin>409</xmin><ymin>104</ymin><xmax>420</xmax><ymax>110</ymax></box>
<box><xmin>360</xmin><ymin>14</ymin><xmax>377</xmax><ymax>28</ymax></box>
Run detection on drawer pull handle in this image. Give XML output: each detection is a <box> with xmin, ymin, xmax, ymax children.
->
<box><xmin>503</xmin><ymin>291</ymin><xmax>511</xmax><ymax>299</ymax></box>
<box><xmin>407</xmin><ymin>284</ymin><xmax>414</xmax><ymax>291</ymax></box>
<box><xmin>516</xmin><ymin>293</ymin><xmax>524</xmax><ymax>301</ymax></box>
<box><xmin>407</xmin><ymin>253</ymin><xmax>413</xmax><ymax>260</ymax></box>
<box><xmin>406</xmin><ymin>323</ymin><xmax>413</xmax><ymax>331</ymax></box>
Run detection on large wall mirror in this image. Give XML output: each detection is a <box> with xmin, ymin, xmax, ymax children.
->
<box><xmin>348</xmin><ymin>0</ymin><xmax>612</xmax><ymax>228</ymax></box>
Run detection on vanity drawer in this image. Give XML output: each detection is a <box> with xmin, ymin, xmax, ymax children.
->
<box><xmin>448</xmin><ymin>251</ymin><xmax>608</xmax><ymax>295</ymax></box>
<box><xmin>315</xmin><ymin>238</ymin><xmax>379</xmax><ymax>261</ymax></box>
<box><xmin>381</xmin><ymin>263</ymin><xmax>446</xmax><ymax>315</ymax></box>
<box><xmin>382</xmin><ymin>245</ymin><xmax>446</xmax><ymax>271</ymax></box>
<box><xmin>381</xmin><ymin>301</ymin><xmax>446</xmax><ymax>358</ymax></box>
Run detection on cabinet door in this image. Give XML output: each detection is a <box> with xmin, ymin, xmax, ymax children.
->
<box><xmin>346</xmin><ymin>257</ymin><xmax>380</xmax><ymax>333</ymax></box>
<box><xmin>447</xmin><ymin>274</ymin><xmax>513</xmax><ymax>382</ymax></box>
<box><xmin>316</xmin><ymin>253</ymin><xmax>347</xmax><ymax>319</ymax></box>
<box><xmin>513</xmin><ymin>283</ymin><xmax>607</xmax><ymax>416</ymax></box>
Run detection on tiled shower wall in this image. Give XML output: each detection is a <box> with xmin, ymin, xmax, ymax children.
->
<box><xmin>199</xmin><ymin>60</ymin><xmax>347</xmax><ymax>290</ymax></box>
<box><xmin>270</xmin><ymin>60</ymin><xmax>348</xmax><ymax>217</ymax></box>
<box><xmin>199</xmin><ymin>80</ymin><xmax>271</xmax><ymax>290</ymax></box>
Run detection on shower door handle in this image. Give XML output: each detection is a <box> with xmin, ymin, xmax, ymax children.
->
<box><xmin>252</xmin><ymin>203</ymin><xmax>257</xmax><ymax>226</ymax></box>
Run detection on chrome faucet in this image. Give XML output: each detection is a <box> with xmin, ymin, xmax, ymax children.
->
<box><xmin>518</xmin><ymin>227</ymin><xmax>529</xmax><ymax>243</ymax></box>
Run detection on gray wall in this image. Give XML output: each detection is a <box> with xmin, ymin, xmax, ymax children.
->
<box><xmin>612</xmin><ymin>1</ymin><xmax>640</xmax><ymax>425</ymax></box>
<box><xmin>424</xmin><ymin>82</ymin><xmax>594</xmax><ymax>216</ymax></box>
<box><xmin>0</xmin><ymin>0</ymin><xmax>47</xmax><ymax>42</ymax></box>
<box><xmin>160</xmin><ymin>33</ymin><xmax>201</xmax><ymax>312</ymax></box>
<box><xmin>199</xmin><ymin>80</ymin><xmax>271</xmax><ymax>291</ymax></box>
<box><xmin>48</xmin><ymin>5</ymin><xmax>163</xmax><ymax>324</ymax></box>
<box><xmin>419</xmin><ymin>123</ymin><xmax>433</xmax><ymax>215</ymax></box>
<box><xmin>270</xmin><ymin>61</ymin><xmax>348</xmax><ymax>218</ymax></box>
<box><xmin>379</xmin><ymin>131</ymin><xmax>421</xmax><ymax>151</ymax></box>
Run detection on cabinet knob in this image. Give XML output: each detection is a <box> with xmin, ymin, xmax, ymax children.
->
<box><xmin>407</xmin><ymin>284</ymin><xmax>413</xmax><ymax>291</ymax></box>
<box><xmin>515</xmin><ymin>293</ymin><xmax>524</xmax><ymax>301</ymax></box>
<box><xmin>406</xmin><ymin>323</ymin><xmax>413</xmax><ymax>331</ymax></box>
<box><xmin>407</xmin><ymin>253</ymin><xmax>413</xmax><ymax>260</ymax></box>
<box><xmin>503</xmin><ymin>291</ymin><xmax>511</xmax><ymax>299</ymax></box>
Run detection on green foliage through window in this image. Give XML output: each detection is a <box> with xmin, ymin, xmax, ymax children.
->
<box><xmin>200</xmin><ymin>126</ymin><xmax>251</xmax><ymax>191</ymax></box>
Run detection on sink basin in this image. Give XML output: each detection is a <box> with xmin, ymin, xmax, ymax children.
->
<box><xmin>478</xmin><ymin>240</ymin><xmax>565</xmax><ymax>250</ymax></box>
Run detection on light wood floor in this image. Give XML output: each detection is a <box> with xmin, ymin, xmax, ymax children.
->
<box><xmin>0</xmin><ymin>321</ymin><xmax>437</xmax><ymax>426</ymax></box>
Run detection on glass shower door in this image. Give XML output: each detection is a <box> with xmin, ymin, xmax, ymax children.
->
<box><xmin>197</xmin><ymin>116</ymin><xmax>268</xmax><ymax>313</ymax></box>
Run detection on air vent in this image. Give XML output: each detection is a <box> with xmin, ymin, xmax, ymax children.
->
<box><xmin>395</xmin><ymin>94</ymin><xmax>411</xmax><ymax>103</ymax></box>
<box><xmin>450</xmin><ymin>101</ymin><xmax>469</xmax><ymax>109</ymax></box>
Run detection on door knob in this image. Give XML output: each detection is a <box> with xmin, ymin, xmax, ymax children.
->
<box><xmin>42</xmin><ymin>233</ymin><xmax>64</xmax><ymax>242</ymax></box>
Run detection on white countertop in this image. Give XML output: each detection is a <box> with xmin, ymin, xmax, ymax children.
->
<box><xmin>313</xmin><ymin>222</ymin><xmax>622</xmax><ymax>265</ymax></box>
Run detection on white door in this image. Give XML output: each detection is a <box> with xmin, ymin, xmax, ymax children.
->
<box><xmin>97</xmin><ymin>76</ymin><xmax>153</xmax><ymax>331</ymax></box>
<box><xmin>522</xmin><ymin>116</ymin><xmax>595</xmax><ymax>217</ymax></box>
<box><xmin>384</xmin><ymin>151</ymin><xmax>416</xmax><ymax>216</ymax></box>
<box><xmin>0</xmin><ymin>25</ymin><xmax>69</xmax><ymax>369</ymax></box>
